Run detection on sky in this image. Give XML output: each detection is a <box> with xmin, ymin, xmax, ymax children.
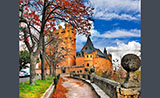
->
<box><xmin>76</xmin><ymin>0</ymin><xmax>141</xmax><ymax>65</ymax></box>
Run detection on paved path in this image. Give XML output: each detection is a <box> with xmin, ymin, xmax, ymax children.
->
<box><xmin>19</xmin><ymin>75</ymin><xmax>40</xmax><ymax>83</ymax></box>
<box><xmin>62</xmin><ymin>76</ymin><xmax>99</xmax><ymax>98</ymax></box>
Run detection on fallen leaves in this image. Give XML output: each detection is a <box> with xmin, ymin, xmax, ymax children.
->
<box><xmin>52</xmin><ymin>77</ymin><xmax>68</xmax><ymax>98</ymax></box>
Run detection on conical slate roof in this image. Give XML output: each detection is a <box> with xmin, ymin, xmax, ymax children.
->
<box><xmin>81</xmin><ymin>37</ymin><xmax>95</xmax><ymax>54</ymax></box>
<box><xmin>95</xmin><ymin>48</ymin><xmax>106</xmax><ymax>58</ymax></box>
<box><xmin>76</xmin><ymin>37</ymin><xmax>110</xmax><ymax>60</ymax></box>
<box><xmin>104</xmin><ymin>48</ymin><xmax>108</xmax><ymax>57</ymax></box>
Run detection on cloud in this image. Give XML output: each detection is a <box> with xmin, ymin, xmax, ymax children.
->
<box><xmin>106</xmin><ymin>41</ymin><xmax>141</xmax><ymax>66</ymax></box>
<box><xmin>97</xmin><ymin>29</ymin><xmax>141</xmax><ymax>38</ymax></box>
<box><xmin>106</xmin><ymin>41</ymin><xmax>141</xmax><ymax>51</ymax></box>
<box><xmin>89</xmin><ymin>0</ymin><xmax>141</xmax><ymax>20</ymax></box>
<box><xmin>95</xmin><ymin>13</ymin><xmax>140</xmax><ymax>21</ymax></box>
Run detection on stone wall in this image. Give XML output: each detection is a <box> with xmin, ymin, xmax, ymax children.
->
<box><xmin>91</xmin><ymin>73</ymin><xmax>119</xmax><ymax>98</ymax></box>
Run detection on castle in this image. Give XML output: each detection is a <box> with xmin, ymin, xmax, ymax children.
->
<box><xmin>55</xmin><ymin>24</ymin><xmax>113</xmax><ymax>75</ymax></box>
<box><xmin>36</xmin><ymin>24</ymin><xmax>113</xmax><ymax>76</ymax></box>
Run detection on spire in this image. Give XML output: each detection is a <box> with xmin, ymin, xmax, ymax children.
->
<box><xmin>86</xmin><ymin>36</ymin><xmax>94</xmax><ymax>47</ymax></box>
<box><xmin>81</xmin><ymin>36</ymin><xmax>95</xmax><ymax>53</ymax></box>
<box><xmin>104</xmin><ymin>48</ymin><xmax>107</xmax><ymax>57</ymax></box>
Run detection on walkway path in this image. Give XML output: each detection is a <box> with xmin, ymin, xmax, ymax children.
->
<box><xmin>61</xmin><ymin>75</ymin><xmax>99</xmax><ymax>98</ymax></box>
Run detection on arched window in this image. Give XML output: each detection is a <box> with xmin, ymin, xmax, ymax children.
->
<box><xmin>87</xmin><ymin>55</ymin><xmax>89</xmax><ymax>58</ymax></box>
<box><xmin>87</xmin><ymin>63</ymin><xmax>89</xmax><ymax>66</ymax></box>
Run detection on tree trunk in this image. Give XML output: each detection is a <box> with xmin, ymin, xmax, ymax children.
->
<box><xmin>40</xmin><ymin>53</ymin><xmax>46</xmax><ymax>80</ymax></box>
<box><xmin>49</xmin><ymin>64</ymin><xmax>53</xmax><ymax>76</ymax></box>
<box><xmin>52</xmin><ymin>64</ymin><xmax>56</xmax><ymax>76</ymax></box>
<box><xmin>40</xmin><ymin>34</ymin><xmax>46</xmax><ymax>80</ymax></box>
<box><xmin>30</xmin><ymin>52</ymin><xmax>37</xmax><ymax>85</ymax></box>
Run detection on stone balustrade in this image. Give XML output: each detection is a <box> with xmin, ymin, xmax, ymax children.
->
<box><xmin>91</xmin><ymin>73</ymin><xmax>119</xmax><ymax>98</ymax></box>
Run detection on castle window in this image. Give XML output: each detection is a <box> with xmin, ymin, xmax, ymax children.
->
<box><xmin>90</xmin><ymin>55</ymin><xmax>92</xmax><ymax>58</ymax></box>
<box><xmin>87</xmin><ymin>63</ymin><xmax>89</xmax><ymax>66</ymax></box>
<box><xmin>61</xmin><ymin>47</ymin><xmax>64</xmax><ymax>50</ymax></box>
<box><xmin>87</xmin><ymin>55</ymin><xmax>89</xmax><ymax>58</ymax></box>
<box><xmin>72</xmin><ymin>40</ymin><xmax>74</xmax><ymax>45</ymax></box>
<box><xmin>61</xmin><ymin>31</ymin><xmax>65</xmax><ymax>33</ymax></box>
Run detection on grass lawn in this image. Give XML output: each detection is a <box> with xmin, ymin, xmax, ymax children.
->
<box><xmin>19</xmin><ymin>76</ymin><xmax>55</xmax><ymax>98</ymax></box>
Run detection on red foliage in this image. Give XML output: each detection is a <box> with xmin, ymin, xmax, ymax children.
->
<box><xmin>20</xmin><ymin>0</ymin><xmax>94</xmax><ymax>37</ymax></box>
<box><xmin>111</xmin><ymin>72</ymin><xmax>120</xmax><ymax>82</ymax></box>
<box><xmin>52</xmin><ymin>77</ymin><xmax>68</xmax><ymax>98</ymax></box>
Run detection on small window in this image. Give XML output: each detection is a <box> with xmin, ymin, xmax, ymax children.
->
<box><xmin>85</xmin><ymin>47</ymin><xmax>87</xmax><ymax>50</ymax></box>
<box><xmin>87</xmin><ymin>55</ymin><xmax>89</xmax><ymax>58</ymax></box>
<box><xmin>72</xmin><ymin>40</ymin><xmax>74</xmax><ymax>44</ymax></box>
<box><xmin>62</xmin><ymin>47</ymin><xmax>64</xmax><ymax>50</ymax></box>
<box><xmin>87</xmin><ymin>63</ymin><xmax>89</xmax><ymax>66</ymax></box>
<box><xmin>61</xmin><ymin>31</ymin><xmax>65</xmax><ymax>33</ymax></box>
<box><xmin>90</xmin><ymin>55</ymin><xmax>92</xmax><ymax>58</ymax></box>
<box><xmin>68</xmin><ymin>30</ymin><xmax>70</xmax><ymax>32</ymax></box>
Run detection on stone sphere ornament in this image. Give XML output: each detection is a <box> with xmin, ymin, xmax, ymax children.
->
<box><xmin>121</xmin><ymin>54</ymin><xmax>141</xmax><ymax>88</ymax></box>
<box><xmin>121</xmin><ymin>54</ymin><xmax>141</xmax><ymax>72</ymax></box>
<box><xmin>90</xmin><ymin>67</ymin><xmax>95</xmax><ymax>73</ymax></box>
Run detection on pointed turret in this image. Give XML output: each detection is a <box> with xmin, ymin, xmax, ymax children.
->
<box><xmin>104</xmin><ymin>48</ymin><xmax>108</xmax><ymax>57</ymax></box>
<box><xmin>81</xmin><ymin>36</ymin><xmax>95</xmax><ymax>53</ymax></box>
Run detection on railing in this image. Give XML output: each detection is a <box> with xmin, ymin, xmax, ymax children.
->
<box><xmin>56</xmin><ymin>65</ymin><xmax>85</xmax><ymax>69</ymax></box>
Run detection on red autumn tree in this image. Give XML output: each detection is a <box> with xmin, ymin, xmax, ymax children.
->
<box><xmin>19</xmin><ymin>0</ymin><xmax>94</xmax><ymax>85</ymax></box>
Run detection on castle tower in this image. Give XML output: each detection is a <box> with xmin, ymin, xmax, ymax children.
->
<box><xmin>56</xmin><ymin>24</ymin><xmax>76</xmax><ymax>67</ymax></box>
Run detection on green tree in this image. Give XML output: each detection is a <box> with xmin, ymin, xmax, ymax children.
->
<box><xmin>19</xmin><ymin>50</ymin><xmax>40</xmax><ymax>71</ymax></box>
<box><xmin>19</xmin><ymin>50</ymin><xmax>30</xmax><ymax>70</ymax></box>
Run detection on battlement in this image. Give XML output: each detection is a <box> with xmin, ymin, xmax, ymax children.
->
<box><xmin>54</xmin><ymin>24</ymin><xmax>76</xmax><ymax>39</ymax></box>
<box><xmin>56</xmin><ymin>24</ymin><xmax>76</xmax><ymax>33</ymax></box>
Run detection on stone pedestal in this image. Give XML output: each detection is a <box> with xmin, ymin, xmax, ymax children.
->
<box><xmin>117</xmin><ymin>54</ymin><xmax>141</xmax><ymax>98</ymax></box>
<box><xmin>117</xmin><ymin>86</ymin><xmax>140</xmax><ymax>98</ymax></box>
<box><xmin>80</xmin><ymin>74</ymin><xmax>83</xmax><ymax>78</ymax></box>
<box><xmin>85</xmin><ymin>74</ymin><xmax>89</xmax><ymax>80</ymax></box>
<box><xmin>90</xmin><ymin>73</ymin><xmax>94</xmax><ymax>83</ymax></box>
<box><xmin>122</xmin><ymin>72</ymin><xmax>140</xmax><ymax>88</ymax></box>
